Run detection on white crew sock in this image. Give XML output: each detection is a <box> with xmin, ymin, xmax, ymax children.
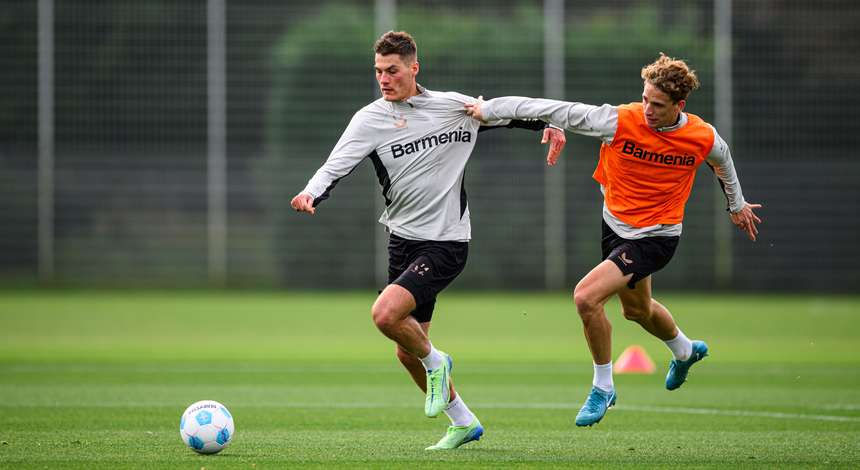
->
<box><xmin>419</xmin><ymin>344</ymin><xmax>444</xmax><ymax>370</ymax></box>
<box><xmin>443</xmin><ymin>394</ymin><xmax>475</xmax><ymax>427</ymax></box>
<box><xmin>593</xmin><ymin>361</ymin><xmax>614</xmax><ymax>392</ymax></box>
<box><xmin>665</xmin><ymin>330</ymin><xmax>693</xmax><ymax>361</ymax></box>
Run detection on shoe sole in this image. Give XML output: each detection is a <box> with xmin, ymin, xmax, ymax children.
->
<box><xmin>463</xmin><ymin>425</ymin><xmax>483</xmax><ymax>446</ymax></box>
<box><xmin>456</xmin><ymin>424</ymin><xmax>484</xmax><ymax>447</ymax></box>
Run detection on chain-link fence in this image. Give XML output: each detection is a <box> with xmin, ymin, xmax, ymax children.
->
<box><xmin>1</xmin><ymin>0</ymin><xmax>857</xmax><ymax>291</ymax></box>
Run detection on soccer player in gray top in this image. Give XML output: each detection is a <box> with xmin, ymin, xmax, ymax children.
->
<box><xmin>291</xmin><ymin>31</ymin><xmax>566</xmax><ymax>450</ymax></box>
<box><xmin>466</xmin><ymin>53</ymin><xmax>762</xmax><ymax>427</ymax></box>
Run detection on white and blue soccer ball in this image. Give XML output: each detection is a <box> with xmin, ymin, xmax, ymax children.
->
<box><xmin>179</xmin><ymin>400</ymin><xmax>235</xmax><ymax>454</ymax></box>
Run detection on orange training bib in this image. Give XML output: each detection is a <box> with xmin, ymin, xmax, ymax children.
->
<box><xmin>593</xmin><ymin>102</ymin><xmax>715</xmax><ymax>227</ymax></box>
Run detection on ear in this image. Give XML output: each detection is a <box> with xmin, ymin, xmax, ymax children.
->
<box><xmin>676</xmin><ymin>99</ymin><xmax>686</xmax><ymax>112</ymax></box>
<box><xmin>412</xmin><ymin>60</ymin><xmax>420</xmax><ymax>77</ymax></box>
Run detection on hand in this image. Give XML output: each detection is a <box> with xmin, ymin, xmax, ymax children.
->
<box><xmin>730</xmin><ymin>202</ymin><xmax>762</xmax><ymax>241</ymax></box>
<box><xmin>464</xmin><ymin>96</ymin><xmax>486</xmax><ymax>122</ymax></box>
<box><xmin>290</xmin><ymin>192</ymin><xmax>316</xmax><ymax>215</ymax></box>
<box><xmin>541</xmin><ymin>126</ymin><xmax>566</xmax><ymax>166</ymax></box>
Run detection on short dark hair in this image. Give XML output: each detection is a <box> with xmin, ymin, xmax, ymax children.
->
<box><xmin>641</xmin><ymin>53</ymin><xmax>700</xmax><ymax>103</ymax></box>
<box><xmin>374</xmin><ymin>31</ymin><xmax>417</xmax><ymax>63</ymax></box>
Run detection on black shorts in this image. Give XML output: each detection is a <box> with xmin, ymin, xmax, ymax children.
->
<box><xmin>601</xmin><ymin>220</ymin><xmax>679</xmax><ymax>289</ymax></box>
<box><xmin>387</xmin><ymin>234</ymin><xmax>469</xmax><ymax>323</ymax></box>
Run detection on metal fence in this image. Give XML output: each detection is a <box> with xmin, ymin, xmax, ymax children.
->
<box><xmin>1</xmin><ymin>0</ymin><xmax>857</xmax><ymax>292</ymax></box>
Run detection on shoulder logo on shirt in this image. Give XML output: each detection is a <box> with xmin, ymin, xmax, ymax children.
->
<box><xmin>621</xmin><ymin>141</ymin><xmax>695</xmax><ymax>167</ymax></box>
<box><xmin>391</xmin><ymin>127</ymin><xmax>472</xmax><ymax>159</ymax></box>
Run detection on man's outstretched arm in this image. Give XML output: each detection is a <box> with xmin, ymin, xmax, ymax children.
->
<box><xmin>474</xmin><ymin>98</ymin><xmax>567</xmax><ymax>165</ymax></box>
<box><xmin>466</xmin><ymin>96</ymin><xmax>617</xmax><ymax>142</ymax></box>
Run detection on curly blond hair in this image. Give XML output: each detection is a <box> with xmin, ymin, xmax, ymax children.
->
<box><xmin>640</xmin><ymin>53</ymin><xmax>700</xmax><ymax>103</ymax></box>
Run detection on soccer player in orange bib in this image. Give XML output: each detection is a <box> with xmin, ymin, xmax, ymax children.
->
<box><xmin>466</xmin><ymin>53</ymin><xmax>762</xmax><ymax>426</ymax></box>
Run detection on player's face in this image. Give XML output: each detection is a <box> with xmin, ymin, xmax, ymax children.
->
<box><xmin>375</xmin><ymin>53</ymin><xmax>419</xmax><ymax>102</ymax></box>
<box><xmin>642</xmin><ymin>81</ymin><xmax>685</xmax><ymax>129</ymax></box>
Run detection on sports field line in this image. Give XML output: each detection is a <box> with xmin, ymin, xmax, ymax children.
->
<box><xmin>821</xmin><ymin>404</ymin><xmax>860</xmax><ymax>411</ymax></box>
<box><xmin>618</xmin><ymin>404</ymin><xmax>860</xmax><ymax>423</ymax></box>
<box><xmin>198</xmin><ymin>402</ymin><xmax>858</xmax><ymax>423</ymax></box>
<box><xmin>3</xmin><ymin>401</ymin><xmax>857</xmax><ymax>423</ymax></box>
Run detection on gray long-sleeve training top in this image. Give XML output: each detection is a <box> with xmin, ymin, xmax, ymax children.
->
<box><xmin>302</xmin><ymin>86</ymin><xmax>543</xmax><ymax>242</ymax></box>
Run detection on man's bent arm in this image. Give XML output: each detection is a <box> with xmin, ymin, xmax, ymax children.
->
<box><xmin>705</xmin><ymin>126</ymin><xmax>746</xmax><ymax>213</ymax></box>
<box><xmin>302</xmin><ymin>112</ymin><xmax>376</xmax><ymax>207</ymax></box>
<box><xmin>482</xmin><ymin>97</ymin><xmax>617</xmax><ymax>142</ymax></box>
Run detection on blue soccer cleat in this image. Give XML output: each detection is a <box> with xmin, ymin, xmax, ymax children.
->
<box><xmin>575</xmin><ymin>386</ymin><xmax>617</xmax><ymax>427</ymax></box>
<box><xmin>665</xmin><ymin>340</ymin><xmax>709</xmax><ymax>390</ymax></box>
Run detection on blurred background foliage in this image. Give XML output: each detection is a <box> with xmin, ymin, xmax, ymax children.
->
<box><xmin>0</xmin><ymin>0</ymin><xmax>857</xmax><ymax>291</ymax></box>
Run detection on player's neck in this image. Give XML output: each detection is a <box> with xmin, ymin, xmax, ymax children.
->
<box><xmin>393</xmin><ymin>84</ymin><xmax>421</xmax><ymax>105</ymax></box>
<box><xmin>405</xmin><ymin>84</ymin><xmax>421</xmax><ymax>99</ymax></box>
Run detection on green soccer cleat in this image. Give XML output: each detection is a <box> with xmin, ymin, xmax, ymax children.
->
<box><xmin>424</xmin><ymin>352</ymin><xmax>453</xmax><ymax>418</ymax></box>
<box><xmin>666</xmin><ymin>340</ymin><xmax>709</xmax><ymax>390</ymax></box>
<box><xmin>575</xmin><ymin>386</ymin><xmax>617</xmax><ymax>427</ymax></box>
<box><xmin>425</xmin><ymin>418</ymin><xmax>484</xmax><ymax>450</ymax></box>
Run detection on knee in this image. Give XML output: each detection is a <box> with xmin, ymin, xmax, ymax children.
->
<box><xmin>572</xmin><ymin>288</ymin><xmax>600</xmax><ymax>318</ymax></box>
<box><xmin>622</xmin><ymin>305</ymin><xmax>650</xmax><ymax>322</ymax></box>
<box><xmin>371</xmin><ymin>301</ymin><xmax>399</xmax><ymax>331</ymax></box>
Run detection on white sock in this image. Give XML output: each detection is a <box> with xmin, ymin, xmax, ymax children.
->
<box><xmin>443</xmin><ymin>394</ymin><xmax>475</xmax><ymax>427</ymax></box>
<box><xmin>665</xmin><ymin>330</ymin><xmax>693</xmax><ymax>361</ymax></box>
<box><xmin>593</xmin><ymin>361</ymin><xmax>614</xmax><ymax>392</ymax></box>
<box><xmin>419</xmin><ymin>345</ymin><xmax>444</xmax><ymax>370</ymax></box>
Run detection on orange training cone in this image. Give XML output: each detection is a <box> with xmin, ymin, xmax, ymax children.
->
<box><xmin>614</xmin><ymin>345</ymin><xmax>656</xmax><ymax>374</ymax></box>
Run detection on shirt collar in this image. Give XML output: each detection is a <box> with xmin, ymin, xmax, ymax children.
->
<box><xmin>398</xmin><ymin>84</ymin><xmax>428</xmax><ymax>108</ymax></box>
<box><xmin>655</xmin><ymin>112</ymin><xmax>688</xmax><ymax>132</ymax></box>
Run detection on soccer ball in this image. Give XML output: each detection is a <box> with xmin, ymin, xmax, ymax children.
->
<box><xmin>179</xmin><ymin>400</ymin><xmax>235</xmax><ymax>454</ymax></box>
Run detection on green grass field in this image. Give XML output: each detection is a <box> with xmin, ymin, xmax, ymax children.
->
<box><xmin>1</xmin><ymin>290</ymin><xmax>858</xmax><ymax>468</ymax></box>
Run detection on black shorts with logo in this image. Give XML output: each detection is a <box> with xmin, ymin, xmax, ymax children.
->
<box><xmin>601</xmin><ymin>220</ymin><xmax>680</xmax><ymax>289</ymax></box>
<box><xmin>387</xmin><ymin>233</ymin><xmax>469</xmax><ymax>323</ymax></box>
